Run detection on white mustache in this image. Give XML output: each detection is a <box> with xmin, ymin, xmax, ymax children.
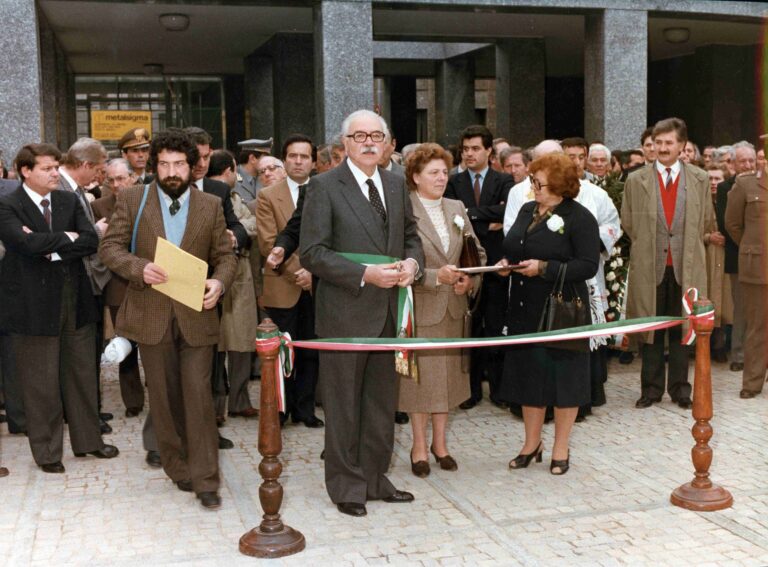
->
<box><xmin>361</xmin><ymin>147</ymin><xmax>379</xmax><ymax>155</ymax></box>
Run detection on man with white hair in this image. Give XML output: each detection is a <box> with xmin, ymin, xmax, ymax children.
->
<box><xmin>587</xmin><ymin>143</ymin><xmax>611</xmax><ymax>182</ymax></box>
<box><xmin>257</xmin><ymin>156</ymin><xmax>287</xmax><ymax>188</ymax></box>
<box><xmin>716</xmin><ymin>140</ymin><xmax>756</xmax><ymax>372</ymax></box>
<box><xmin>300</xmin><ymin>109</ymin><xmax>424</xmax><ymax>517</ymax></box>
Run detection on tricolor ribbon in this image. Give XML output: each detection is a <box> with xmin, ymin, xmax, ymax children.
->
<box><xmin>681</xmin><ymin>287</ymin><xmax>715</xmax><ymax>346</ymax></box>
<box><xmin>338</xmin><ymin>252</ymin><xmax>417</xmax><ymax>378</ymax></box>
<box><xmin>255</xmin><ymin>332</ymin><xmax>294</xmax><ymax>413</ymax></box>
<box><xmin>284</xmin><ymin>288</ymin><xmax>714</xmax><ymax>352</ymax></box>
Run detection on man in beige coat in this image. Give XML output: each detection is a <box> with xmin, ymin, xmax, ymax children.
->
<box><xmin>622</xmin><ymin>117</ymin><xmax>715</xmax><ymax>410</ymax></box>
<box><xmin>254</xmin><ymin>134</ymin><xmax>323</xmax><ymax>427</ymax></box>
<box><xmin>725</xmin><ymin>166</ymin><xmax>768</xmax><ymax>398</ymax></box>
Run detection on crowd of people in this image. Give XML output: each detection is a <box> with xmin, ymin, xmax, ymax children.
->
<box><xmin>0</xmin><ymin>110</ymin><xmax>764</xmax><ymax>516</ymax></box>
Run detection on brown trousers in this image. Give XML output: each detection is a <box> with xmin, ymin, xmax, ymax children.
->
<box><xmin>139</xmin><ymin>317</ymin><xmax>219</xmax><ymax>494</ymax></box>
<box><xmin>13</xmin><ymin>279</ymin><xmax>103</xmax><ymax>465</ymax></box>
<box><xmin>741</xmin><ymin>282</ymin><xmax>768</xmax><ymax>394</ymax></box>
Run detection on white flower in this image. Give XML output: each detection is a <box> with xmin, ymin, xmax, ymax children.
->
<box><xmin>453</xmin><ymin>214</ymin><xmax>465</xmax><ymax>232</ymax></box>
<box><xmin>609</xmin><ymin>301</ymin><xmax>617</xmax><ymax>307</ymax></box>
<box><xmin>616</xmin><ymin>258</ymin><xmax>623</xmax><ymax>267</ymax></box>
<box><xmin>606</xmin><ymin>271</ymin><xmax>616</xmax><ymax>282</ymax></box>
<box><xmin>611</xmin><ymin>282</ymin><xmax>620</xmax><ymax>292</ymax></box>
<box><xmin>546</xmin><ymin>214</ymin><xmax>565</xmax><ymax>234</ymax></box>
<box><xmin>610</xmin><ymin>260</ymin><xmax>618</xmax><ymax>269</ymax></box>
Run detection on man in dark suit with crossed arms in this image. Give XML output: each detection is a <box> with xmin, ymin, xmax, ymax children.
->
<box><xmin>445</xmin><ymin>125</ymin><xmax>513</xmax><ymax>409</ymax></box>
<box><xmin>300</xmin><ymin>109</ymin><xmax>424</xmax><ymax>517</ymax></box>
<box><xmin>0</xmin><ymin>143</ymin><xmax>118</xmax><ymax>473</ymax></box>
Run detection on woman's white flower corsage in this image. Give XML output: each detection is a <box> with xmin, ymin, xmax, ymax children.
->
<box><xmin>546</xmin><ymin>214</ymin><xmax>565</xmax><ymax>234</ymax></box>
<box><xmin>453</xmin><ymin>214</ymin><xmax>465</xmax><ymax>232</ymax></box>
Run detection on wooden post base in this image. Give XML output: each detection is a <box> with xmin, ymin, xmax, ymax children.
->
<box><xmin>239</xmin><ymin>525</ymin><xmax>306</xmax><ymax>558</ymax></box>
<box><xmin>671</xmin><ymin>482</ymin><xmax>733</xmax><ymax>512</ymax></box>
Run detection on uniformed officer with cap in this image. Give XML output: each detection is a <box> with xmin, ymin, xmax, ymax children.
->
<box><xmin>234</xmin><ymin>137</ymin><xmax>272</xmax><ymax>202</ymax></box>
<box><xmin>118</xmin><ymin>128</ymin><xmax>153</xmax><ymax>184</ymax></box>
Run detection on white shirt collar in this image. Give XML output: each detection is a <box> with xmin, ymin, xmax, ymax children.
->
<box><xmin>157</xmin><ymin>186</ymin><xmax>191</xmax><ymax>208</ymax></box>
<box><xmin>193</xmin><ymin>178</ymin><xmax>205</xmax><ymax>191</ymax></box>
<box><xmin>23</xmin><ymin>184</ymin><xmax>51</xmax><ymax>209</ymax></box>
<box><xmin>347</xmin><ymin>158</ymin><xmax>383</xmax><ymax>191</ymax></box>
<box><xmin>58</xmin><ymin>167</ymin><xmax>78</xmax><ymax>191</ymax></box>
<box><xmin>655</xmin><ymin>160</ymin><xmax>681</xmax><ymax>178</ymax></box>
<box><xmin>286</xmin><ymin>176</ymin><xmax>308</xmax><ymax>207</ymax></box>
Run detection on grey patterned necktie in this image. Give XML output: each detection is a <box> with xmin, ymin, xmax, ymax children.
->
<box><xmin>76</xmin><ymin>186</ymin><xmax>95</xmax><ymax>223</ymax></box>
<box><xmin>169</xmin><ymin>199</ymin><xmax>181</xmax><ymax>215</ymax></box>
<box><xmin>365</xmin><ymin>179</ymin><xmax>386</xmax><ymax>221</ymax></box>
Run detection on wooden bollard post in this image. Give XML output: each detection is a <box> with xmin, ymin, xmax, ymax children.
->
<box><xmin>239</xmin><ymin>319</ymin><xmax>305</xmax><ymax>558</ymax></box>
<box><xmin>670</xmin><ymin>298</ymin><xmax>733</xmax><ymax>511</ymax></box>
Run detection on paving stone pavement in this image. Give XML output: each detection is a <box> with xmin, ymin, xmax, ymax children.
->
<box><xmin>1</xmin><ymin>355</ymin><xmax>767</xmax><ymax>566</ymax></box>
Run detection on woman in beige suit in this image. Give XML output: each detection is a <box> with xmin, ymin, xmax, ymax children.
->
<box><xmin>399</xmin><ymin>143</ymin><xmax>486</xmax><ymax>477</ymax></box>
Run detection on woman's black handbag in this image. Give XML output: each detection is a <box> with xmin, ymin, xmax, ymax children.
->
<box><xmin>537</xmin><ymin>263</ymin><xmax>590</xmax><ymax>352</ymax></box>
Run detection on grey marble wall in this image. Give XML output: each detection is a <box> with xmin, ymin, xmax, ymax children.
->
<box><xmin>0</xmin><ymin>0</ymin><xmax>43</xmax><ymax>164</ymax></box>
<box><xmin>495</xmin><ymin>39</ymin><xmax>546</xmax><ymax>147</ymax></box>
<box><xmin>435</xmin><ymin>54</ymin><xmax>476</xmax><ymax>148</ymax></box>
<box><xmin>244</xmin><ymin>53</ymin><xmax>274</xmax><ymax>144</ymax></box>
<box><xmin>314</xmin><ymin>0</ymin><xmax>374</xmax><ymax>143</ymax></box>
<box><xmin>584</xmin><ymin>9</ymin><xmax>648</xmax><ymax>150</ymax></box>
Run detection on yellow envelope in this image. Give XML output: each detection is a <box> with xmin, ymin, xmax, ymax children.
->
<box><xmin>152</xmin><ymin>237</ymin><xmax>207</xmax><ymax>312</ymax></box>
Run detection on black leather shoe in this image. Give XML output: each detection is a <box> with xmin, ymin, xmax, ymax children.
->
<box><xmin>198</xmin><ymin>492</ymin><xmax>221</xmax><ymax>509</ymax></box>
<box><xmin>337</xmin><ymin>502</ymin><xmax>367</xmax><ymax>516</ymax></box>
<box><xmin>618</xmin><ymin>352</ymin><xmax>635</xmax><ymax>365</ymax></box>
<box><xmin>320</xmin><ymin>450</ymin><xmax>325</xmax><ymax>460</ymax></box>
<box><xmin>176</xmin><ymin>479</ymin><xmax>193</xmax><ymax>492</ymax></box>
<box><xmin>75</xmin><ymin>444</ymin><xmax>119</xmax><ymax>459</ymax></box>
<box><xmin>41</xmin><ymin>461</ymin><xmax>65</xmax><ymax>474</ymax></box>
<box><xmin>635</xmin><ymin>396</ymin><xmax>660</xmax><ymax>409</ymax></box>
<box><xmin>730</xmin><ymin>362</ymin><xmax>744</xmax><ymax>372</ymax></box>
<box><xmin>100</xmin><ymin>420</ymin><xmax>112</xmax><ymax>435</ymax></box>
<box><xmin>458</xmin><ymin>398</ymin><xmax>478</xmax><ymax>410</ymax></box>
<box><xmin>293</xmin><ymin>415</ymin><xmax>324</xmax><ymax>428</ymax></box>
<box><xmin>125</xmin><ymin>407</ymin><xmax>142</xmax><ymax>418</ymax></box>
<box><xmin>0</xmin><ymin>466</ymin><xmax>8</xmax><ymax>477</ymax></box>
<box><xmin>279</xmin><ymin>413</ymin><xmax>288</xmax><ymax>427</ymax></box>
<box><xmin>0</xmin><ymin>413</ymin><xmax>6</xmax><ymax>423</ymax></box>
<box><xmin>740</xmin><ymin>389</ymin><xmax>759</xmax><ymax>399</ymax></box>
<box><xmin>394</xmin><ymin>412</ymin><xmax>409</xmax><ymax>425</ymax></box>
<box><xmin>218</xmin><ymin>435</ymin><xmax>234</xmax><ymax>450</ymax></box>
<box><xmin>490</xmin><ymin>398</ymin><xmax>510</xmax><ymax>410</ymax></box>
<box><xmin>382</xmin><ymin>490</ymin><xmax>414</xmax><ymax>503</ymax></box>
<box><xmin>676</xmin><ymin>397</ymin><xmax>693</xmax><ymax>409</ymax></box>
<box><xmin>99</xmin><ymin>412</ymin><xmax>114</xmax><ymax>422</ymax></box>
<box><xmin>146</xmin><ymin>450</ymin><xmax>162</xmax><ymax>468</ymax></box>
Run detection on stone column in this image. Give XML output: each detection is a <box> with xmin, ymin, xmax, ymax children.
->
<box><xmin>495</xmin><ymin>39</ymin><xmax>546</xmax><ymax>147</ymax></box>
<box><xmin>584</xmin><ymin>9</ymin><xmax>648</xmax><ymax>150</ymax></box>
<box><xmin>435</xmin><ymin>54</ymin><xmax>475</xmax><ymax>148</ymax></box>
<box><xmin>244</xmin><ymin>53</ymin><xmax>274</xmax><ymax>143</ymax></box>
<box><xmin>314</xmin><ymin>0</ymin><xmax>373</xmax><ymax>143</ymax></box>
<box><xmin>271</xmin><ymin>34</ymin><xmax>316</xmax><ymax>150</ymax></box>
<box><xmin>0</xmin><ymin>0</ymin><xmax>43</xmax><ymax>159</ymax></box>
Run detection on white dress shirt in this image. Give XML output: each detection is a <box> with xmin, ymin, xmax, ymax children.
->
<box><xmin>23</xmin><ymin>184</ymin><xmax>73</xmax><ymax>261</ymax></box>
<box><xmin>347</xmin><ymin>159</ymin><xmax>386</xmax><ymax>211</ymax></box>
<box><xmin>655</xmin><ymin>159</ymin><xmax>681</xmax><ymax>184</ymax></box>
<box><xmin>286</xmin><ymin>177</ymin><xmax>308</xmax><ymax>208</ymax></box>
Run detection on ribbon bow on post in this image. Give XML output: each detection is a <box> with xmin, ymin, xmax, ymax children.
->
<box><xmin>681</xmin><ymin>288</ymin><xmax>715</xmax><ymax>346</ymax></box>
<box><xmin>255</xmin><ymin>332</ymin><xmax>294</xmax><ymax>413</ymax></box>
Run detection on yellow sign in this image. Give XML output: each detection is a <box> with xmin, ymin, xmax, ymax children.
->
<box><xmin>91</xmin><ymin>110</ymin><xmax>152</xmax><ymax>141</ymax></box>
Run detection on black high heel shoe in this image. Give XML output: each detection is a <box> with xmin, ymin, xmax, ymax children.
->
<box><xmin>550</xmin><ymin>453</ymin><xmax>570</xmax><ymax>475</ymax></box>
<box><xmin>508</xmin><ymin>442</ymin><xmax>543</xmax><ymax>469</ymax></box>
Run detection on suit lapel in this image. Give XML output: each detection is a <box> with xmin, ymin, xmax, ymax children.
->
<box><xmin>444</xmin><ymin>201</ymin><xmax>463</xmax><ymax>261</ymax></box>
<box><xmin>338</xmin><ymin>162</ymin><xmax>386</xmax><ymax>253</ymax></box>
<box><xmin>275</xmin><ymin>180</ymin><xmax>295</xmax><ymax>226</ymax></box>
<box><xmin>180</xmin><ymin>188</ymin><xmax>205</xmax><ymax>251</ymax></box>
<box><xmin>16</xmin><ymin>188</ymin><xmax>51</xmax><ymax>233</ymax></box>
<box><xmin>143</xmin><ymin>184</ymin><xmax>167</xmax><ymax>242</ymax></box>
<box><xmin>480</xmin><ymin>170</ymin><xmax>496</xmax><ymax>206</ymax></box>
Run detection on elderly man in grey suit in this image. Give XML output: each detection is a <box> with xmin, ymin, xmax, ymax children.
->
<box><xmin>300</xmin><ymin>110</ymin><xmax>424</xmax><ymax>517</ymax></box>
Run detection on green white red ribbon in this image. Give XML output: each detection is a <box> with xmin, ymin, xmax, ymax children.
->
<box><xmin>254</xmin><ymin>332</ymin><xmax>294</xmax><ymax>413</ymax></box>
<box><xmin>681</xmin><ymin>287</ymin><xmax>714</xmax><ymax>345</ymax></box>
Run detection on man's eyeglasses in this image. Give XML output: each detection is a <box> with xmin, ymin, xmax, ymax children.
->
<box><xmin>346</xmin><ymin>131</ymin><xmax>386</xmax><ymax>143</ymax></box>
<box><xmin>529</xmin><ymin>175</ymin><xmax>548</xmax><ymax>190</ymax></box>
<box><xmin>258</xmin><ymin>164</ymin><xmax>284</xmax><ymax>175</ymax></box>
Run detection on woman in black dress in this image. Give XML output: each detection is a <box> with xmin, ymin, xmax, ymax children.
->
<box><xmin>497</xmin><ymin>153</ymin><xmax>599</xmax><ymax>475</ymax></box>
